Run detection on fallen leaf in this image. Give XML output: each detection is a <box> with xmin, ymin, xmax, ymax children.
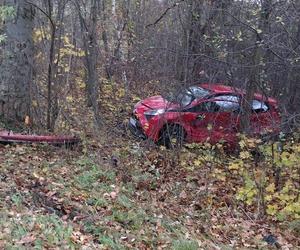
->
<box><xmin>17</xmin><ymin>234</ymin><xmax>36</xmax><ymax>245</ymax></box>
<box><xmin>110</xmin><ymin>191</ymin><xmax>118</xmax><ymax>199</ymax></box>
<box><xmin>179</xmin><ymin>190</ymin><xmax>187</xmax><ymax>199</ymax></box>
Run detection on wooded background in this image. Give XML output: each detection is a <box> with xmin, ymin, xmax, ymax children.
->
<box><xmin>1</xmin><ymin>1</ymin><xmax>300</xmax><ymax>248</ymax></box>
<box><xmin>0</xmin><ymin>0</ymin><xmax>299</xmax><ymax>131</ymax></box>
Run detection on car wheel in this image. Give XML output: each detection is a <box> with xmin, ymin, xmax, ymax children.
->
<box><xmin>159</xmin><ymin>124</ymin><xmax>185</xmax><ymax>149</ymax></box>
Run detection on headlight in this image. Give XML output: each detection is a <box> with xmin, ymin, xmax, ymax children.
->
<box><xmin>144</xmin><ymin>109</ymin><xmax>165</xmax><ymax>120</ymax></box>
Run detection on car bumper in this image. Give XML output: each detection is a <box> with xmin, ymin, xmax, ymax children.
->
<box><xmin>128</xmin><ymin>117</ymin><xmax>147</xmax><ymax>139</ymax></box>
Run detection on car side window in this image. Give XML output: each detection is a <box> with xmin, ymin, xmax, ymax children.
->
<box><xmin>186</xmin><ymin>102</ymin><xmax>210</xmax><ymax>113</ymax></box>
<box><xmin>252</xmin><ymin>100</ymin><xmax>268</xmax><ymax>113</ymax></box>
<box><xmin>214</xmin><ymin>95</ymin><xmax>240</xmax><ymax>112</ymax></box>
<box><xmin>215</xmin><ymin>100</ymin><xmax>240</xmax><ymax>112</ymax></box>
<box><xmin>186</xmin><ymin>95</ymin><xmax>240</xmax><ymax>113</ymax></box>
<box><xmin>205</xmin><ymin>102</ymin><xmax>221</xmax><ymax>112</ymax></box>
<box><xmin>186</xmin><ymin>101</ymin><xmax>227</xmax><ymax>113</ymax></box>
<box><xmin>214</xmin><ymin>95</ymin><xmax>239</xmax><ymax>102</ymax></box>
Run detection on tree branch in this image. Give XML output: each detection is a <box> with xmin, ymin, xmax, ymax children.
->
<box><xmin>146</xmin><ymin>0</ymin><xmax>185</xmax><ymax>28</ymax></box>
<box><xmin>25</xmin><ymin>1</ymin><xmax>55</xmax><ymax>29</ymax></box>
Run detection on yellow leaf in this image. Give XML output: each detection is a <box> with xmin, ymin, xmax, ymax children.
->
<box><xmin>239</xmin><ymin>140</ymin><xmax>247</xmax><ymax>149</ymax></box>
<box><xmin>132</xmin><ymin>95</ymin><xmax>141</xmax><ymax>102</ymax></box>
<box><xmin>64</xmin><ymin>66</ymin><xmax>70</xmax><ymax>73</ymax></box>
<box><xmin>266</xmin><ymin>204</ymin><xmax>278</xmax><ymax>215</ymax></box>
<box><xmin>228</xmin><ymin>162</ymin><xmax>240</xmax><ymax>170</ymax></box>
<box><xmin>32</xmin><ymin>100</ymin><xmax>38</xmax><ymax>107</ymax></box>
<box><xmin>66</xmin><ymin>96</ymin><xmax>73</xmax><ymax>102</ymax></box>
<box><xmin>265</xmin><ymin>195</ymin><xmax>273</xmax><ymax>202</ymax></box>
<box><xmin>117</xmin><ymin>88</ymin><xmax>125</xmax><ymax>98</ymax></box>
<box><xmin>266</xmin><ymin>183</ymin><xmax>275</xmax><ymax>193</ymax></box>
<box><xmin>194</xmin><ymin>159</ymin><xmax>202</xmax><ymax>167</ymax></box>
<box><xmin>240</xmin><ymin>151</ymin><xmax>251</xmax><ymax>159</ymax></box>
<box><xmin>79</xmin><ymin>82</ymin><xmax>86</xmax><ymax>89</ymax></box>
<box><xmin>24</xmin><ymin>115</ymin><xmax>30</xmax><ymax>126</ymax></box>
<box><xmin>207</xmin><ymin>123</ymin><xmax>213</xmax><ymax>131</ymax></box>
<box><xmin>143</xmin><ymin>122</ymin><xmax>149</xmax><ymax>130</ymax></box>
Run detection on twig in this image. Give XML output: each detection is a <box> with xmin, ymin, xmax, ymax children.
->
<box><xmin>146</xmin><ymin>0</ymin><xmax>185</xmax><ymax>28</ymax></box>
<box><xmin>25</xmin><ymin>1</ymin><xmax>55</xmax><ymax>29</ymax></box>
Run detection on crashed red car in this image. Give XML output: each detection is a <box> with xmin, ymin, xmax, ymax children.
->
<box><xmin>129</xmin><ymin>84</ymin><xmax>280</xmax><ymax>148</ymax></box>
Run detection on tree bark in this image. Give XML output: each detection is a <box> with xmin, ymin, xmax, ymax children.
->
<box><xmin>46</xmin><ymin>0</ymin><xmax>56</xmax><ymax>131</ymax></box>
<box><xmin>0</xmin><ymin>0</ymin><xmax>34</xmax><ymax>123</ymax></box>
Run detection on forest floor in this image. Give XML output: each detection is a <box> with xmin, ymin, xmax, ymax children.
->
<box><xmin>0</xmin><ymin>81</ymin><xmax>299</xmax><ymax>249</ymax></box>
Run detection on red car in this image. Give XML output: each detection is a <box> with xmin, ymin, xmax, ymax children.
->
<box><xmin>129</xmin><ymin>84</ymin><xmax>280</xmax><ymax>148</ymax></box>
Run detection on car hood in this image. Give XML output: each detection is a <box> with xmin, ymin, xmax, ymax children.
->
<box><xmin>135</xmin><ymin>95</ymin><xmax>178</xmax><ymax>111</ymax></box>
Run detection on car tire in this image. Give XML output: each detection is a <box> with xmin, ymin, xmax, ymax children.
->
<box><xmin>159</xmin><ymin>124</ymin><xmax>185</xmax><ymax>149</ymax></box>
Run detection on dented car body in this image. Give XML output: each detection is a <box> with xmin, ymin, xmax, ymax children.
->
<box><xmin>129</xmin><ymin>84</ymin><xmax>281</xmax><ymax>148</ymax></box>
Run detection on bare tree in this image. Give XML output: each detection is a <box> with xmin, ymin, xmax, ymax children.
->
<box><xmin>76</xmin><ymin>0</ymin><xmax>101</xmax><ymax>126</ymax></box>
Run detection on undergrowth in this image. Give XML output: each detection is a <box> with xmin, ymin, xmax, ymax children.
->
<box><xmin>0</xmin><ymin>81</ymin><xmax>299</xmax><ymax>248</ymax></box>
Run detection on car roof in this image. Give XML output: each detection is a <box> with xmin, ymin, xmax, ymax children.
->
<box><xmin>199</xmin><ymin>83</ymin><xmax>278</xmax><ymax>105</ymax></box>
<box><xmin>200</xmin><ymin>83</ymin><xmax>243</xmax><ymax>94</ymax></box>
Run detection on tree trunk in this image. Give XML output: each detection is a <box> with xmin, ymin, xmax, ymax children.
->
<box><xmin>76</xmin><ymin>0</ymin><xmax>101</xmax><ymax>126</ymax></box>
<box><xmin>46</xmin><ymin>0</ymin><xmax>56</xmax><ymax>131</ymax></box>
<box><xmin>0</xmin><ymin>0</ymin><xmax>34</xmax><ymax>123</ymax></box>
<box><xmin>240</xmin><ymin>0</ymin><xmax>272</xmax><ymax>133</ymax></box>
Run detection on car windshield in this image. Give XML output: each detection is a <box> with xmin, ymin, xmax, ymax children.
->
<box><xmin>176</xmin><ymin>86</ymin><xmax>210</xmax><ymax>106</ymax></box>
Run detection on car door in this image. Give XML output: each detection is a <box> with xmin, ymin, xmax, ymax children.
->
<box><xmin>250</xmin><ymin>99</ymin><xmax>277</xmax><ymax>134</ymax></box>
<box><xmin>187</xmin><ymin>95</ymin><xmax>241</xmax><ymax>144</ymax></box>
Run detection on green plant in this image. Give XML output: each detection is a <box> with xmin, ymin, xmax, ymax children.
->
<box><xmin>98</xmin><ymin>235</ymin><xmax>123</xmax><ymax>250</ymax></box>
<box><xmin>172</xmin><ymin>239</ymin><xmax>199</xmax><ymax>250</ymax></box>
<box><xmin>0</xmin><ymin>6</ymin><xmax>15</xmax><ymax>21</ymax></box>
<box><xmin>289</xmin><ymin>220</ymin><xmax>300</xmax><ymax>234</ymax></box>
<box><xmin>11</xmin><ymin>193</ymin><xmax>23</xmax><ymax>207</ymax></box>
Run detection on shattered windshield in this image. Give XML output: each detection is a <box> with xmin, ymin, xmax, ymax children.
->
<box><xmin>176</xmin><ymin>86</ymin><xmax>210</xmax><ymax>106</ymax></box>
